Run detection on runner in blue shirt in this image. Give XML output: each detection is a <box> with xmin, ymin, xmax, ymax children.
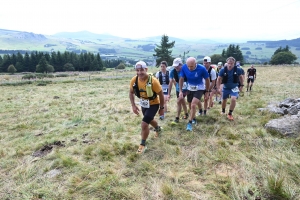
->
<box><xmin>179</xmin><ymin>57</ymin><xmax>209</xmax><ymax>131</ymax></box>
<box><xmin>216</xmin><ymin>57</ymin><xmax>244</xmax><ymax>121</ymax></box>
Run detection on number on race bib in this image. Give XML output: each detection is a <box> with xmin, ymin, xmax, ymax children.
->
<box><xmin>140</xmin><ymin>99</ymin><xmax>150</xmax><ymax>108</ymax></box>
<box><xmin>183</xmin><ymin>82</ymin><xmax>188</xmax><ymax>90</ymax></box>
<box><xmin>231</xmin><ymin>87</ymin><xmax>239</xmax><ymax>92</ymax></box>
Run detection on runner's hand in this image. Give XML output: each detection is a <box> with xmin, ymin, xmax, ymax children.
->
<box><xmin>132</xmin><ymin>105</ymin><xmax>140</xmax><ymax>115</ymax></box>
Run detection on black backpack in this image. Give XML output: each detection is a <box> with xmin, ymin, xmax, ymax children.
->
<box><xmin>173</xmin><ymin>69</ymin><xmax>187</xmax><ymax>83</ymax></box>
<box><xmin>158</xmin><ymin>71</ymin><xmax>170</xmax><ymax>85</ymax></box>
<box><xmin>222</xmin><ymin>66</ymin><xmax>238</xmax><ymax>84</ymax></box>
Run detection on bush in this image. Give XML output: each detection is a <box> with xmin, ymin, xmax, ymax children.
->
<box><xmin>55</xmin><ymin>74</ymin><xmax>69</xmax><ymax>77</ymax></box>
<box><xmin>115</xmin><ymin>63</ymin><xmax>126</xmax><ymax>69</ymax></box>
<box><xmin>7</xmin><ymin>64</ymin><xmax>17</xmax><ymax>74</ymax></box>
<box><xmin>47</xmin><ymin>74</ymin><xmax>55</xmax><ymax>78</ymax></box>
<box><xmin>0</xmin><ymin>81</ymin><xmax>32</xmax><ymax>86</ymax></box>
<box><xmin>22</xmin><ymin>74</ymin><xmax>36</xmax><ymax>80</ymax></box>
<box><xmin>36</xmin><ymin>74</ymin><xmax>47</xmax><ymax>79</ymax></box>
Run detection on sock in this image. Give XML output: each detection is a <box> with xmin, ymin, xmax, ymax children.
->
<box><xmin>189</xmin><ymin>120</ymin><xmax>192</xmax><ymax>124</ymax></box>
<box><xmin>229</xmin><ymin>110</ymin><xmax>233</xmax><ymax>115</ymax></box>
<box><xmin>204</xmin><ymin>110</ymin><xmax>207</xmax><ymax>114</ymax></box>
<box><xmin>141</xmin><ymin>139</ymin><xmax>146</xmax><ymax>146</ymax></box>
<box><xmin>199</xmin><ymin>109</ymin><xmax>203</xmax><ymax>113</ymax></box>
<box><xmin>250</xmin><ymin>86</ymin><xmax>252</xmax><ymax>91</ymax></box>
<box><xmin>222</xmin><ymin>108</ymin><xmax>225</xmax><ymax>113</ymax></box>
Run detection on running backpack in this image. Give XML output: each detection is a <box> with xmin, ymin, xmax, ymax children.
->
<box><xmin>158</xmin><ymin>71</ymin><xmax>169</xmax><ymax>85</ymax></box>
<box><xmin>173</xmin><ymin>69</ymin><xmax>187</xmax><ymax>83</ymax></box>
<box><xmin>222</xmin><ymin>65</ymin><xmax>238</xmax><ymax>84</ymax></box>
<box><xmin>133</xmin><ymin>75</ymin><xmax>157</xmax><ymax>100</ymax></box>
<box><xmin>208</xmin><ymin>66</ymin><xmax>213</xmax><ymax>82</ymax></box>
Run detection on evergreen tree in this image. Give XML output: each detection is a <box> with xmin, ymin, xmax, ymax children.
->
<box><xmin>1</xmin><ymin>55</ymin><xmax>11</xmax><ymax>73</ymax></box>
<box><xmin>96</xmin><ymin>53</ymin><xmax>104</xmax><ymax>71</ymax></box>
<box><xmin>36</xmin><ymin>56</ymin><xmax>48</xmax><ymax>73</ymax></box>
<box><xmin>23</xmin><ymin>52</ymin><xmax>30</xmax><ymax>72</ymax></box>
<box><xmin>222</xmin><ymin>44</ymin><xmax>244</xmax><ymax>65</ymax></box>
<box><xmin>153</xmin><ymin>35</ymin><xmax>175</xmax><ymax>67</ymax></box>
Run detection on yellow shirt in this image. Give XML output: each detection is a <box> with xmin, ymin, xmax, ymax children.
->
<box><xmin>130</xmin><ymin>75</ymin><xmax>162</xmax><ymax>105</ymax></box>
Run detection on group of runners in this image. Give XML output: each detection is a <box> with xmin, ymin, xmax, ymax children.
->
<box><xmin>129</xmin><ymin>57</ymin><xmax>256</xmax><ymax>154</ymax></box>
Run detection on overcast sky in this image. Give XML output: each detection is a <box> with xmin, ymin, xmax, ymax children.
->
<box><xmin>1</xmin><ymin>0</ymin><xmax>300</xmax><ymax>42</ymax></box>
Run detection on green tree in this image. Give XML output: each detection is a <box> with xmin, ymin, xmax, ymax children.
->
<box><xmin>270</xmin><ymin>51</ymin><xmax>297</xmax><ymax>65</ymax></box>
<box><xmin>46</xmin><ymin>64</ymin><xmax>55</xmax><ymax>73</ymax></box>
<box><xmin>153</xmin><ymin>35</ymin><xmax>175</xmax><ymax>67</ymax></box>
<box><xmin>63</xmin><ymin>63</ymin><xmax>75</xmax><ymax>71</ymax></box>
<box><xmin>270</xmin><ymin>45</ymin><xmax>297</xmax><ymax>65</ymax></box>
<box><xmin>36</xmin><ymin>56</ymin><xmax>48</xmax><ymax>73</ymax></box>
<box><xmin>222</xmin><ymin>44</ymin><xmax>244</xmax><ymax>65</ymax></box>
<box><xmin>115</xmin><ymin>63</ymin><xmax>126</xmax><ymax>69</ymax></box>
<box><xmin>7</xmin><ymin>64</ymin><xmax>17</xmax><ymax>74</ymax></box>
<box><xmin>210</xmin><ymin>54</ymin><xmax>226</xmax><ymax>64</ymax></box>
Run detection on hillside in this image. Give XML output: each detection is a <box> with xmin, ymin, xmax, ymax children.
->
<box><xmin>0</xmin><ymin>28</ymin><xmax>299</xmax><ymax>63</ymax></box>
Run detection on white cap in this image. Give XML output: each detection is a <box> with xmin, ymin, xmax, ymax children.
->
<box><xmin>172</xmin><ymin>58</ymin><xmax>182</xmax><ymax>67</ymax></box>
<box><xmin>135</xmin><ymin>61</ymin><xmax>147</xmax><ymax>69</ymax></box>
<box><xmin>203</xmin><ymin>56</ymin><xmax>211</xmax><ymax>62</ymax></box>
<box><xmin>217</xmin><ymin>62</ymin><xmax>222</xmax><ymax>66</ymax></box>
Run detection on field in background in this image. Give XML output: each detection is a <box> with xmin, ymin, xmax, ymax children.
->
<box><xmin>0</xmin><ymin>66</ymin><xmax>300</xmax><ymax>199</ymax></box>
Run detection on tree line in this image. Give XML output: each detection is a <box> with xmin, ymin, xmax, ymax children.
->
<box><xmin>0</xmin><ymin>51</ymin><xmax>128</xmax><ymax>73</ymax></box>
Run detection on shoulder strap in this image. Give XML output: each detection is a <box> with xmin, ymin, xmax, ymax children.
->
<box><xmin>208</xmin><ymin>66</ymin><xmax>212</xmax><ymax>82</ymax></box>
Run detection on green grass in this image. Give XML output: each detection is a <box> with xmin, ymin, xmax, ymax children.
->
<box><xmin>0</xmin><ymin>66</ymin><xmax>300</xmax><ymax>199</ymax></box>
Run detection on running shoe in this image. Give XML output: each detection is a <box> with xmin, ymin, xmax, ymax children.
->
<box><xmin>220</xmin><ymin>111</ymin><xmax>226</xmax><ymax>115</ymax></box>
<box><xmin>136</xmin><ymin>145</ymin><xmax>147</xmax><ymax>154</ymax></box>
<box><xmin>198</xmin><ymin>112</ymin><xmax>202</xmax><ymax>116</ymax></box>
<box><xmin>227</xmin><ymin>114</ymin><xmax>234</xmax><ymax>121</ymax></box>
<box><xmin>154</xmin><ymin>126</ymin><xmax>162</xmax><ymax>138</ymax></box>
<box><xmin>159</xmin><ymin>115</ymin><xmax>164</xmax><ymax>120</ymax></box>
<box><xmin>192</xmin><ymin>119</ymin><xmax>197</xmax><ymax>124</ymax></box>
<box><xmin>186</xmin><ymin>123</ymin><xmax>192</xmax><ymax>131</ymax></box>
<box><xmin>171</xmin><ymin>118</ymin><xmax>179</xmax><ymax>125</ymax></box>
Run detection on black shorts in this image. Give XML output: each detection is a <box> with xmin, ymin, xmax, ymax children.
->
<box><xmin>247</xmin><ymin>78</ymin><xmax>254</xmax><ymax>83</ymax></box>
<box><xmin>176</xmin><ymin>91</ymin><xmax>188</xmax><ymax>98</ymax></box>
<box><xmin>187</xmin><ymin>90</ymin><xmax>205</xmax><ymax>103</ymax></box>
<box><xmin>142</xmin><ymin>104</ymin><xmax>159</xmax><ymax>124</ymax></box>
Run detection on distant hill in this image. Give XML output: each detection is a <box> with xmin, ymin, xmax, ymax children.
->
<box><xmin>53</xmin><ymin>31</ymin><xmax>122</xmax><ymax>41</ymax></box>
<box><xmin>247</xmin><ymin>38</ymin><xmax>300</xmax><ymax>48</ymax></box>
<box><xmin>0</xmin><ymin>28</ymin><xmax>299</xmax><ymax>63</ymax></box>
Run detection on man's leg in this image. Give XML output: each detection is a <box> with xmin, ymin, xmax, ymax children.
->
<box><xmin>190</xmin><ymin>97</ymin><xmax>200</xmax><ymax>121</ymax></box>
<box><xmin>247</xmin><ymin>79</ymin><xmax>250</xmax><ymax>91</ymax></box>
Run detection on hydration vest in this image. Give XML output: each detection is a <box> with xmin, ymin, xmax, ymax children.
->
<box><xmin>222</xmin><ymin>66</ymin><xmax>238</xmax><ymax>84</ymax></box>
<box><xmin>173</xmin><ymin>69</ymin><xmax>187</xmax><ymax>83</ymax></box>
<box><xmin>133</xmin><ymin>75</ymin><xmax>157</xmax><ymax>100</ymax></box>
<box><xmin>158</xmin><ymin>71</ymin><xmax>169</xmax><ymax>85</ymax></box>
<box><xmin>208</xmin><ymin>66</ymin><xmax>213</xmax><ymax>82</ymax></box>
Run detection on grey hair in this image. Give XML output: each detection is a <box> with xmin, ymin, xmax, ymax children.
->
<box><xmin>226</xmin><ymin>57</ymin><xmax>236</xmax><ymax>62</ymax></box>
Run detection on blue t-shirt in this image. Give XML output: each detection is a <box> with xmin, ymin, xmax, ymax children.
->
<box><xmin>169</xmin><ymin>68</ymin><xmax>188</xmax><ymax>92</ymax></box>
<box><xmin>180</xmin><ymin>64</ymin><xmax>209</xmax><ymax>90</ymax></box>
<box><xmin>218</xmin><ymin>66</ymin><xmax>243</xmax><ymax>90</ymax></box>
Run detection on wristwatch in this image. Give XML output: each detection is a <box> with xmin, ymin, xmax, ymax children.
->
<box><xmin>160</xmin><ymin>106</ymin><xmax>164</xmax><ymax>110</ymax></box>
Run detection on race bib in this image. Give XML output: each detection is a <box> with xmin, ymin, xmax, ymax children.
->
<box><xmin>163</xmin><ymin>88</ymin><xmax>168</xmax><ymax>93</ymax></box>
<box><xmin>188</xmin><ymin>85</ymin><xmax>198</xmax><ymax>91</ymax></box>
<box><xmin>231</xmin><ymin>87</ymin><xmax>239</xmax><ymax>92</ymax></box>
<box><xmin>183</xmin><ymin>82</ymin><xmax>188</xmax><ymax>90</ymax></box>
<box><xmin>140</xmin><ymin>99</ymin><xmax>150</xmax><ymax>108</ymax></box>
<box><xmin>249</xmin><ymin>76</ymin><xmax>253</xmax><ymax>79</ymax></box>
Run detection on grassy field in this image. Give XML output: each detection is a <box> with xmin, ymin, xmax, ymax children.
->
<box><xmin>0</xmin><ymin>66</ymin><xmax>300</xmax><ymax>199</ymax></box>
